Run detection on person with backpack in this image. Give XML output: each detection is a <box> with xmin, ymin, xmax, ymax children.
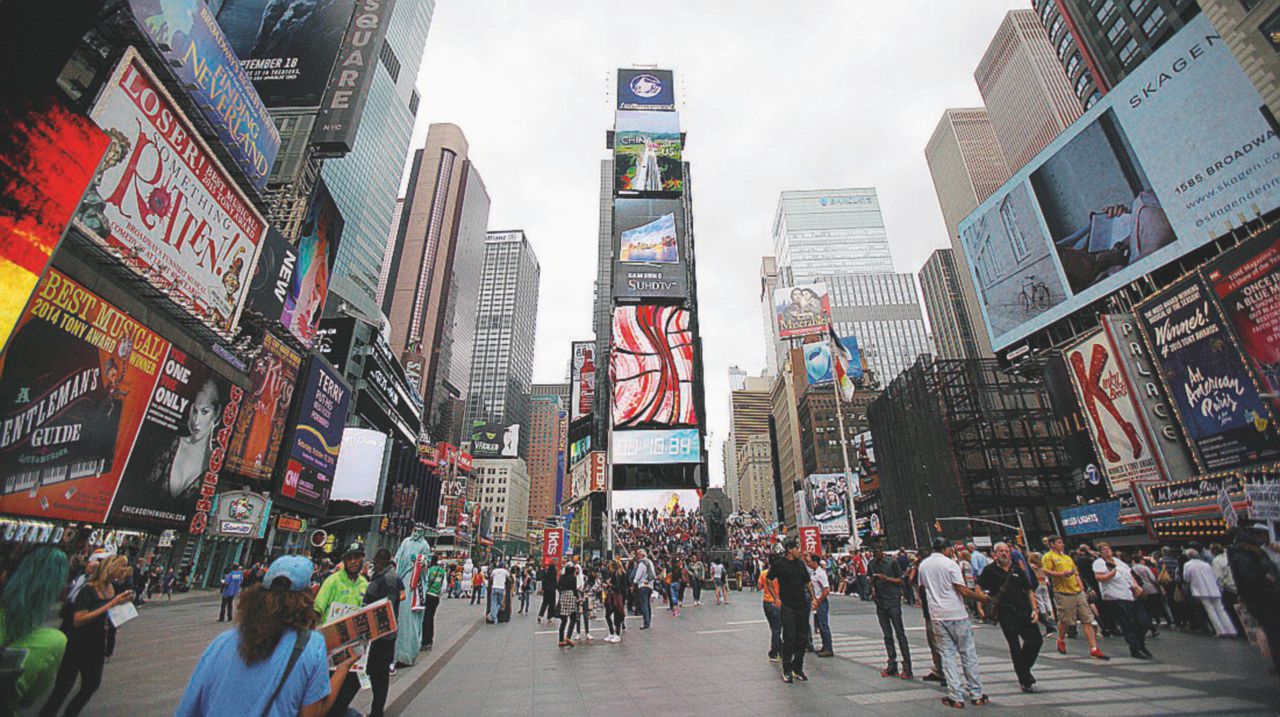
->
<box><xmin>175</xmin><ymin>556</ymin><xmax>358</xmax><ymax>716</ymax></box>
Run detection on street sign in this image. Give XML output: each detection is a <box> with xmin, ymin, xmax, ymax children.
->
<box><xmin>1245</xmin><ymin>483</ymin><xmax>1280</xmax><ymax>521</ymax></box>
<box><xmin>973</xmin><ymin>536</ymin><xmax>993</xmax><ymax>548</ymax></box>
<box><xmin>310</xmin><ymin>529</ymin><xmax>328</xmax><ymax>548</ymax></box>
<box><xmin>799</xmin><ymin>526</ymin><xmax>821</xmax><ymax>556</ymax></box>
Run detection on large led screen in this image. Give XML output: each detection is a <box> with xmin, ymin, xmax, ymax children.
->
<box><xmin>612</xmin><ymin>198</ymin><xmax>688</xmax><ymax>300</ymax></box>
<box><xmin>617</xmin><ymin>69</ymin><xmax>675</xmax><ymax>112</ymax></box>
<box><xmin>958</xmin><ymin>14</ymin><xmax>1280</xmax><ymax>351</ymax></box>
<box><xmin>610</xmin><ymin>429</ymin><xmax>701</xmax><ymax>465</ymax></box>
<box><xmin>281</xmin><ymin>179</ymin><xmax>342</xmax><ymax>347</ymax></box>
<box><xmin>610</xmin><ymin>305</ymin><xmax>697</xmax><ymax>428</ymax></box>
<box><xmin>615</xmin><ymin>111</ymin><xmax>682</xmax><ymax>194</ymax></box>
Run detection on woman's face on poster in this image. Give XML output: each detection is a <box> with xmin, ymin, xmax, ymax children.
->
<box><xmin>188</xmin><ymin>381</ymin><xmax>220</xmax><ymax>440</ymax></box>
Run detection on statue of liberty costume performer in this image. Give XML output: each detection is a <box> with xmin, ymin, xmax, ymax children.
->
<box><xmin>394</xmin><ymin>524</ymin><xmax>433</xmax><ymax>665</ymax></box>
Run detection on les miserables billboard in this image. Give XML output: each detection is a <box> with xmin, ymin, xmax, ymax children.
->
<box><xmin>0</xmin><ymin>270</ymin><xmax>243</xmax><ymax>532</ymax></box>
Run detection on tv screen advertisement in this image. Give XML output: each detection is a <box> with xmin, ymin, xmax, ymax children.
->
<box><xmin>282</xmin><ymin>179</ymin><xmax>343</xmax><ymax>347</ymax></box>
<box><xmin>570</xmin><ymin>341</ymin><xmax>596</xmax><ymax>422</ymax></box>
<box><xmin>612</xmin><ymin>198</ymin><xmax>688</xmax><ymax>300</ymax></box>
<box><xmin>74</xmin><ymin>48</ymin><xmax>266</xmax><ymax>340</ymax></box>
<box><xmin>279</xmin><ymin>357</ymin><xmax>352</xmax><ymax>511</ymax></box>
<box><xmin>617</xmin><ymin>69</ymin><xmax>675</xmax><ymax>112</ymax></box>
<box><xmin>774</xmin><ymin>283</ymin><xmax>831</xmax><ymax>338</ymax></box>
<box><xmin>610</xmin><ymin>429</ymin><xmax>701</xmax><ymax>465</ymax></box>
<box><xmin>610</xmin><ymin>305</ymin><xmax>697</xmax><ymax>428</ymax></box>
<box><xmin>958</xmin><ymin>14</ymin><xmax>1280</xmax><ymax>352</ymax></box>
<box><xmin>803</xmin><ymin>341</ymin><xmax>833</xmax><ymax>385</ymax></box>
<box><xmin>615</xmin><ymin>110</ymin><xmax>682</xmax><ymax>194</ymax></box>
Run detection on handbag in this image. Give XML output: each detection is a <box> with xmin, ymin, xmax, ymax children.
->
<box><xmin>261</xmin><ymin>629</ymin><xmax>309</xmax><ymax>717</ymax></box>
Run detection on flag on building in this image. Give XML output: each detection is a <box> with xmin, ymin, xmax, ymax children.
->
<box><xmin>829</xmin><ymin>326</ymin><xmax>857</xmax><ymax>402</ymax></box>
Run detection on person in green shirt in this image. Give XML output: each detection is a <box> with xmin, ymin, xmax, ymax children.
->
<box><xmin>421</xmin><ymin>557</ymin><xmax>445</xmax><ymax>651</ymax></box>
<box><xmin>314</xmin><ymin>544</ymin><xmax>369</xmax><ymax>624</ymax></box>
<box><xmin>1</xmin><ymin>546</ymin><xmax>72</xmax><ymax>714</ymax></box>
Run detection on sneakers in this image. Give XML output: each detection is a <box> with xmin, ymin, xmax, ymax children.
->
<box><xmin>880</xmin><ymin>668</ymin><xmax>899</xmax><ymax>678</ymax></box>
<box><xmin>782</xmin><ymin>672</ymin><xmax>794</xmax><ymax>684</ymax></box>
<box><xmin>1056</xmin><ymin>638</ymin><xmax>1066</xmax><ymax>654</ymax></box>
<box><xmin>941</xmin><ymin>697</ymin><xmax>965</xmax><ymax>709</ymax></box>
<box><xmin>585</xmin><ymin>634</ymin><xmax>593</xmax><ymax>641</ymax></box>
<box><xmin>970</xmin><ymin>695</ymin><xmax>989</xmax><ymax>706</ymax></box>
<box><xmin>923</xmin><ymin>672</ymin><xmax>945</xmax><ymax>684</ymax></box>
<box><xmin>816</xmin><ymin>649</ymin><xmax>834</xmax><ymax>658</ymax></box>
<box><xmin>768</xmin><ymin>653</ymin><xmax>781</xmax><ymax>662</ymax></box>
<box><xmin>1089</xmin><ymin>648</ymin><xmax>1110</xmax><ymax>660</ymax></box>
<box><xmin>900</xmin><ymin>672</ymin><xmax>914</xmax><ymax>680</ymax></box>
<box><xmin>792</xmin><ymin>670</ymin><xmax>808</xmax><ymax>682</ymax></box>
<box><xmin>604</xmin><ymin>634</ymin><xmax>620</xmax><ymax>643</ymax></box>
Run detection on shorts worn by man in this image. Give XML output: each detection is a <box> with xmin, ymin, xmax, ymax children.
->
<box><xmin>1041</xmin><ymin>536</ymin><xmax>1107</xmax><ymax>660</ymax></box>
<box><xmin>918</xmin><ymin>539</ymin><xmax>987</xmax><ymax>708</ymax></box>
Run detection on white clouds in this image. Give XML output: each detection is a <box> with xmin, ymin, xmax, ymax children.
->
<box><xmin>409</xmin><ymin>0</ymin><xmax>1027</xmax><ymax>484</ymax></box>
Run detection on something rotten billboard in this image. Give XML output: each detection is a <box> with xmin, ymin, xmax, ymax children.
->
<box><xmin>958</xmin><ymin>14</ymin><xmax>1280</xmax><ymax>352</ymax></box>
<box><xmin>127</xmin><ymin>0</ymin><xmax>279</xmax><ymax>192</ymax></box>
<box><xmin>617</xmin><ymin>69</ymin><xmax>675</xmax><ymax>112</ymax></box>
<box><xmin>570</xmin><ymin>341</ymin><xmax>595</xmax><ymax>422</ymax></box>
<box><xmin>279</xmin><ymin>357</ymin><xmax>351</xmax><ymax>511</ymax></box>
<box><xmin>75</xmin><ymin>48</ymin><xmax>266</xmax><ymax>339</ymax></box>
<box><xmin>612</xmin><ymin>198</ymin><xmax>688</xmax><ymax>301</ymax></box>
<box><xmin>1204</xmin><ymin>230</ymin><xmax>1280</xmax><ymax>419</ymax></box>
<box><xmin>615</xmin><ymin>111</ymin><xmax>682</xmax><ymax>194</ymax></box>
<box><xmin>217</xmin><ymin>0</ymin><xmax>357</xmax><ymax>109</ymax></box>
<box><xmin>610</xmin><ymin>305</ymin><xmax>697</xmax><ymax>428</ymax></box>
<box><xmin>774</xmin><ymin>283</ymin><xmax>831</xmax><ymax>338</ymax></box>
<box><xmin>0</xmin><ymin>269</ymin><xmax>243</xmax><ymax>533</ymax></box>
<box><xmin>223</xmin><ymin>332</ymin><xmax>300</xmax><ymax>481</ymax></box>
<box><xmin>0</xmin><ymin>96</ymin><xmax>109</xmax><ymax>356</ymax></box>
<box><xmin>1136</xmin><ymin>275</ymin><xmax>1280</xmax><ymax>472</ymax></box>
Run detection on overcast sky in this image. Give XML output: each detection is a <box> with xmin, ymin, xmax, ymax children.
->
<box><xmin>407</xmin><ymin>1</ymin><xmax>1027</xmax><ymax>486</ymax></box>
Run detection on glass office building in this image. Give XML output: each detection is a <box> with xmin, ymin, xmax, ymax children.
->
<box><xmin>772</xmin><ymin>188</ymin><xmax>894</xmax><ymax>283</ymax></box>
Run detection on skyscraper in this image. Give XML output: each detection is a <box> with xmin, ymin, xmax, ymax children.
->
<box><xmin>528</xmin><ymin>389</ymin><xmax>568</xmax><ymax>523</ymax></box>
<box><xmin>727</xmin><ymin>374</ymin><xmax>773</xmax><ymax>511</ymax></box>
<box><xmin>1199</xmin><ymin>0</ymin><xmax>1280</xmax><ymax>121</ymax></box>
<box><xmin>975</xmin><ymin>9</ymin><xmax>1084</xmax><ymax>171</ymax></box>
<box><xmin>464</xmin><ymin>231</ymin><xmax>541</xmax><ymax>458</ymax></box>
<box><xmin>924</xmin><ymin>108</ymin><xmax>1009</xmax><ymax>357</ymax></box>
<box><xmin>920</xmin><ymin>249</ymin><xmax>983</xmax><ymax>360</ymax></box>
<box><xmin>821</xmin><ymin>272</ymin><xmax>932</xmax><ymax>384</ymax></box>
<box><xmin>772</xmin><ymin>189</ymin><xmax>894</xmax><ymax>283</ymax></box>
<box><xmin>759</xmin><ymin>256</ymin><xmax>781</xmax><ymax>376</ymax></box>
<box><xmin>375</xmin><ymin>197</ymin><xmax>405</xmax><ymax>308</ymax></box>
<box><xmin>382</xmin><ymin>124</ymin><xmax>491</xmax><ymax>444</ymax></box>
<box><xmin>324</xmin><ymin>0</ymin><xmax>435</xmax><ymax>322</ymax></box>
<box><xmin>592</xmin><ymin>159</ymin><xmax>614</xmax><ymax>448</ymax></box>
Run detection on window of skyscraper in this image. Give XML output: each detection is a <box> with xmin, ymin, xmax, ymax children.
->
<box><xmin>1107</xmin><ymin>17</ymin><xmax>1127</xmax><ymax>44</ymax></box>
<box><xmin>1119</xmin><ymin>37</ymin><xmax>1140</xmax><ymax>64</ymax></box>
<box><xmin>1096</xmin><ymin>0</ymin><xmax>1117</xmax><ymax>23</ymax></box>
<box><xmin>1141</xmin><ymin>6</ymin><xmax>1166</xmax><ymax>36</ymax></box>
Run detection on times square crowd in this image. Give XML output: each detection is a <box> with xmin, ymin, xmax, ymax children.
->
<box><xmin>2</xmin><ymin>511</ymin><xmax>1279</xmax><ymax>715</ymax></box>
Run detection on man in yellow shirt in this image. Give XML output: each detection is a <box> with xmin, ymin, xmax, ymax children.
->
<box><xmin>1041</xmin><ymin>535</ymin><xmax>1107</xmax><ymax>660</ymax></box>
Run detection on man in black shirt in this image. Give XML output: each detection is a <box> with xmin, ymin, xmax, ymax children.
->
<box><xmin>977</xmin><ymin>542</ymin><xmax>1042</xmax><ymax>692</ymax></box>
<box><xmin>770</xmin><ymin>537</ymin><xmax>813</xmax><ymax>684</ymax></box>
<box><xmin>868</xmin><ymin>541</ymin><xmax>911</xmax><ymax>679</ymax></box>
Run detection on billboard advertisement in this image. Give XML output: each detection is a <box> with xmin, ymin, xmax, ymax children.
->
<box><xmin>279</xmin><ymin>357</ymin><xmax>351</xmax><ymax>511</ymax></box>
<box><xmin>570</xmin><ymin>341</ymin><xmax>596</xmax><ymax>422</ymax></box>
<box><xmin>615</xmin><ymin>110</ymin><xmax>682</xmax><ymax>194</ymax></box>
<box><xmin>331</xmin><ymin>427</ymin><xmax>387</xmax><ymax>504</ymax></box>
<box><xmin>803</xmin><ymin>341</ymin><xmax>834</xmax><ymax>385</ymax></box>
<box><xmin>243</xmin><ymin>228</ymin><xmax>297</xmax><ymax>326</ymax></box>
<box><xmin>281</xmin><ymin>179</ymin><xmax>343</xmax><ymax>347</ymax></box>
<box><xmin>610</xmin><ymin>428</ymin><xmax>700</xmax><ymax>465</ymax></box>
<box><xmin>612</xmin><ymin>198</ymin><xmax>688</xmax><ymax>300</ymax></box>
<box><xmin>108</xmin><ymin>345</ymin><xmax>243</xmax><ymax>532</ymax></box>
<box><xmin>774</xmin><ymin>283</ymin><xmax>831</xmax><ymax>338</ymax></box>
<box><xmin>1203</xmin><ymin>230</ymin><xmax>1280</xmax><ymax>417</ymax></box>
<box><xmin>0</xmin><ymin>269</ymin><xmax>168</xmax><ymax>524</ymax></box>
<box><xmin>468</xmin><ymin>422</ymin><xmax>519</xmax><ymax>459</ymax></box>
<box><xmin>0</xmin><ymin>95</ymin><xmax>109</xmax><ymax>356</ymax></box>
<box><xmin>958</xmin><ymin>14</ymin><xmax>1280</xmax><ymax>351</ymax></box>
<box><xmin>617</xmin><ymin>69</ymin><xmax>675</xmax><ymax>112</ymax></box>
<box><xmin>610</xmin><ymin>305</ymin><xmax>697</xmax><ymax>428</ymax></box>
<box><xmin>800</xmin><ymin>473</ymin><xmax>854</xmax><ymax>536</ymax></box>
<box><xmin>223</xmin><ymin>332</ymin><xmax>300</xmax><ymax>481</ymax></box>
<box><xmin>1058</xmin><ymin>500</ymin><xmax>1124</xmax><ymax>537</ymax></box>
<box><xmin>312</xmin><ymin>0</ymin><xmax>398</xmax><ymax>154</ymax></box>
<box><xmin>1137</xmin><ymin>275</ymin><xmax>1280</xmax><ymax>471</ymax></box>
<box><xmin>1063</xmin><ymin>328</ymin><xmax>1162</xmax><ymax>493</ymax></box>
<box><xmin>75</xmin><ymin>49</ymin><xmax>266</xmax><ymax>339</ymax></box>
<box><xmin>542</xmin><ymin>527</ymin><xmax>564</xmax><ymax>566</ymax></box>
<box><xmin>217</xmin><ymin>0</ymin><xmax>357</xmax><ymax>109</ymax></box>
<box><xmin>207</xmin><ymin>489</ymin><xmax>272</xmax><ymax>538</ymax></box>
<box><xmin>589</xmin><ymin>450</ymin><xmax>607</xmax><ymax>493</ymax></box>
<box><xmin>127</xmin><ymin>0</ymin><xmax>279</xmax><ymax>192</ymax></box>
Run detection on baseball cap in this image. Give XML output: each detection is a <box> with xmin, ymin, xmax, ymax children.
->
<box><xmin>264</xmin><ymin>555</ymin><xmax>314</xmax><ymax>592</ymax></box>
<box><xmin>342</xmin><ymin>542</ymin><xmax>365</xmax><ymax>559</ymax></box>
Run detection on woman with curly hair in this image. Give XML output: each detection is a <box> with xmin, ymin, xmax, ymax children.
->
<box><xmin>175</xmin><ymin>556</ymin><xmax>357</xmax><ymax>717</ymax></box>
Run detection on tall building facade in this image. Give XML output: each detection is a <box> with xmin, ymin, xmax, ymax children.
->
<box><xmin>471</xmin><ymin>458</ymin><xmax>531</xmax><ymax>541</ymax></box>
<box><xmin>464</xmin><ymin>231</ymin><xmax>541</xmax><ymax>458</ymax></box>
<box><xmin>923</xmin><ymin>108</ymin><xmax>1010</xmax><ymax>357</ymax></box>
<box><xmin>527</xmin><ymin>393</ymin><xmax>566</xmax><ymax>524</ymax></box>
<box><xmin>375</xmin><ymin>197</ymin><xmax>405</xmax><ymax>308</ymax></box>
<box><xmin>382</xmin><ymin>125</ymin><xmax>491</xmax><ymax>444</ymax></box>
<box><xmin>975</xmin><ymin>9</ymin><xmax>1084</xmax><ymax>171</ymax></box>
<box><xmin>736</xmin><ymin>435</ymin><xmax>777</xmax><ymax>520</ymax></box>
<box><xmin>759</xmin><ymin>256</ymin><xmax>781</xmax><ymax>376</ymax></box>
<box><xmin>325</xmin><ymin>1</ymin><xmax>435</xmax><ymax>322</ymax></box>
<box><xmin>772</xmin><ymin>189</ymin><xmax>894</xmax><ymax>284</ymax></box>
<box><xmin>532</xmin><ymin>383</ymin><xmax>571</xmax><ymax>406</ymax></box>
<box><xmin>919</xmin><ymin>249</ymin><xmax>984</xmax><ymax>360</ymax></box>
<box><xmin>592</xmin><ymin>159</ymin><xmax>614</xmax><ymax>447</ymax></box>
<box><xmin>1199</xmin><ymin>0</ymin><xmax>1280</xmax><ymax>122</ymax></box>
<box><xmin>812</xmin><ymin>273</ymin><xmax>931</xmax><ymax>386</ymax></box>
<box><xmin>728</xmin><ymin>375</ymin><xmax>773</xmax><ymax>510</ymax></box>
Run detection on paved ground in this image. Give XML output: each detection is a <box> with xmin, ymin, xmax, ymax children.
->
<box><xmin>28</xmin><ymin>588</ymin><xmax>1280</xmax><ymax>715</ymax></box>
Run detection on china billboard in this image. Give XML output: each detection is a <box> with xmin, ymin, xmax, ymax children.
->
<box><xmin>1063</xmin><ymin>328</ymin><xmax>1162</xmax><ymax>493</ymax></box>
<box><xmin>0</xmin><ymin>96</ymin><xmax>109</xmax><ymax>356</ymax></box>
<box><xmin>217</xmin><ymin>0</ymin><xmax>357</xmax><ymax>109</ymax></box>
<box><xmin>610</xmin><ymin>305</ymin><xmax>697</xmax><ymax>428</ymax></box>
<box><xmin>1203</xmin><ymin>229</ymin><xmax>1280</xmax><ymax>418</ymax></box>
<box><xmin>75</xmin><ymin>48</ymin><xmax>266</xmax><ymax>339</ymax></box>
<box><xmin>1136</xmin><ymin>275</ymin><xmax>1280</xmax><ymax>471</ymax></box>
<box><xmin>612</xmin><ymin>198</ymin><xmax>688</xmax><ymax>300</ymax></box>
<box><xmin>223</xmin><ymin>332</ymin><xmax>300</xmax><ymax>481</ymax></box>
<box><xmin>570</xmin><ymin>341</ymin><xmax>595</xmax><ymax>422</ymax></box>
<box><xmin>127</xmin><ymin>0</ymin><xmax>279</xmax><ymax>192</ymax></box>
<box><xmin>617</xmin><ymin>69</ymin><xmax>675</xmax><ymax>112</ymax></box>
<box><xmin>615</xmin><ymin>111</ymin><xmax>682</xmax><ymax>194</ymax></box>
<box><xmin>279</xmin><ymin>357</ymin><xmax>352</xmax><ymax>511</ymax></box>
<box><xmin>774</xmin><ymin>283</ymin><xmax>831</xmax><ymax>338</ymax></box>
<box><xmin>958</xmin><ymin>14</ymin><xmax>1280</xmax><ymax>351</ymax></box>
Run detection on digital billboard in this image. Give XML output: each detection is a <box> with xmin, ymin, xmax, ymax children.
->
<box><xmin>1136</xmin><ymin>275</ymin><xmax>1280</xmax><ymax>471</ymax></box>
<box><xmin>331</xmin><ymin>428</ymin><xmax>387</xmax><ymax>504</ymax></box>
<box><xmin>958</xmin><ymin>14</ymin><xmax>1280</xmax><ymax>351</ymax></box>
<box><xmin>0</xmin><ymin>95</ymin><xmax>108</xmax><ymax>356</ymax></box>
<box><xmin>244</xmin><ymin>228</ymin><xmax>297</xmax><ymax>327</ymax></box>
<box><xmin>223</xmin><ymin>331</ymin><xmax>300</xmax><ymax>481</ymax></box>
<box><xmin>312</xmin><ymin>0</ymin><xmax>398</xmax><ymax>154</ymax></box>
<box><xmin>127</xmin><ymin>0</ymin><xmax>279</xmax><ymax>192</ymax></box>
<box><xmin>803</xmin><ymin>341</ymin><xmax>834</xmax><ymax>385</ymax></box>
<box><xmin>1058</xmin><ymin>500</ymin><xmax>1124</xmax><ymax>537</ymax></box>
<box><xmin>617</xmin><ymin>69</ymin><xmax>675</xmax><ymax>112</ymax></box>
<box><xmin>612</xmin><ymin>198</ymin><xmax>688</xmax><ymax>300</ymax></box>
<box><xmin>799</xmin><ymin>473</ymin><xmax>854</xmax><ymax>536</ymax></box>
<box><xmin>281</xmin><ymin>179</ymin><xmax>342</xmax><ymax>347</ymax></box>
<box><xmin>615</xmin><ymin>110</ymin><xmax>682</xmax><ymax>194</ymax></box>
<box><xmin>1203</xmin><ymin>229</ymin><xmax>1280</xmax><ymax>418</ymax></box>
<box><xmin>217</xmin><ymin>0</ymin><xmax>357</xmax><ymax>109</ymax></box>
<box><xmin>279</xmin><ymin>357</ymin><xmax>352</xmax><ymax>511</ymax></box>
<box><xmin>75</xmin><ymin>48</ymin><xmax>266</xmax><ymax>339</ymax></box>
<box><xmin>774</xmin><ymin>283</ymin><xmax>831</xmax><ymax>338</ymax></box>
<box><xmin>570</xmin><ymin>341</ymin><xmax>596</xmax><ymax>422</ymax></box>
<box><xmin>610</xmin><ymin>429</ymin><xmax>701</xmax><ymax>465</ymax></box>
<box><xmin>610</xmin><ymin>305</ymin><xmax>697</xmax><ymax>428</ymax></box>
<box><xmin>469</xmin><ymin>422</ymin><xmax>519</xmax><ymax>459</ymax></box>
<box><xmin>1063</xmin><ymin>328</ymin><xmax>1162</xmax><ymax>493</ymax></box>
